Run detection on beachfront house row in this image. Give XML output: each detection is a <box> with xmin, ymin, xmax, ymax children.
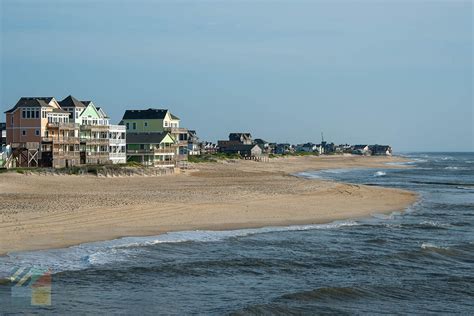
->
<box><xmin>126</xmin><ymin>132</ymin><xmax>176</xmax><ymax>168</ymax></box>
<box><xmin>4</xmin><ymin>96</ymin><xmax>126</xmax><ymax>168</ymax></box>
<box><xmin>120</xmin><ymin>108</ymin><xmax>191</xmax><ymax>164</ymax></box>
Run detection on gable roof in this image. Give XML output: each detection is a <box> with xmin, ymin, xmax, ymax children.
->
<box><xmin>122</xmin><ymin>108</ymin><xmax>169</xmax><ymax>120</ymax></box>
<box><xmin>5</xmin><ymin>97</ymin><xmax>57</xmax><ymax>113</ymax></box>
<box><xmin>59</xmin><ymin>95</ymin><xmax>86</xmax><ymax>108</ymax></box>
<box><xmin>126</xmin><ymin>132</ymin><xmax>175</xmax><ymax>144</ymax></box>
<box><xmin>170</xmin><ymin>113</ymin><xmax>180</xmax><ymax>120</ymax></box>
<box><xmin>96</xmin><ymin>107</ymin><xmax>110</xmax><ymax>119</ymax></box>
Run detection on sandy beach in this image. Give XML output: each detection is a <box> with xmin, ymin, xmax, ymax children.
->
<box><xmin>0</xmin><ymin>155</ymin><xmax>417</xmax><ymax>255</ymax></box>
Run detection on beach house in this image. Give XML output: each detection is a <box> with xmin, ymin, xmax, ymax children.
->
<box><xmin>229</xmin><ymin>133</ymin><xmax>253</xmax><ymax>145</ymax></box>
<box><xmin>120</xmin><ymin>108</ymin><xmax>190</xmax><ymax>164</ymax></box>
<box><xmin>126</xmin><ymin>132</ymin><xmax>176</xmax><ymax>168</ymax></box>
<box><xmin>220</xmin><ymin>143</ymin><xmax>263</xmax><ymax>158</ymax></box>
<box><xmin>187</xmin><ymin>130</ymin><xmax>200</xmax><ymax>156</ymax></box>
<box><xmin>5</xmin><ymin>97</ymin><xmax>79</xmax><ymax>168</ymax></box>
<box><xmin>352</xmin><ymin>145</ymin><xmax>371</xmax><ymax>156</ymax></box>
<box><xmin>369</xmin><ymin>145</ymin><xmax>393</xmax><ymax>156</ymax></box>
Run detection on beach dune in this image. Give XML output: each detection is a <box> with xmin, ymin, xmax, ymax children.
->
<box><xmin>0</xmin><ymin>155</ymin><xmax>417</xmax><ymax>255</ymax></box>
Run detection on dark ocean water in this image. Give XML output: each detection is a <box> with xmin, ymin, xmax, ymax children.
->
<box><xmin>1</xmin><ymin>152</ymin><xmax>473</xmax><ymax>315</ymax></box>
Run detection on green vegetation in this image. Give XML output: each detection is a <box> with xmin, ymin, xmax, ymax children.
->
<box><xmin>188</xmin><ymin>152</ymin><xmax>242</xmax><ymax>163</ymax></box>
<box><xmin>279</xmin><ymin>151</ymin><xmax>320</xmax><ymax>157</ymax></box>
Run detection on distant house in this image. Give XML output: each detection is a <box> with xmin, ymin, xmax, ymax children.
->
<box><xmin>201</xmin><ymin>142</ymin><xmax>218</xmax><ymax>154</ymax></box>
<box><xmin>352</xmin><ymin>145</ymin><xmax>370</xmax><ymax>155</ymax></box>
<box><xmin>126</xmin><ymin>132</ymin><xmax>176</xmax><ymax>168</ymax></box>
<box><xmin>296</xmin><ymin>143</ymin><xmax>318</xmax><ymax>153</ymax></box>
<box><xmin>220</xmin><ymin>143</ymin><xmax>262</xmax><ymax>158</ymax></box>
<box><xmin>187</xmin><ymin>130</ymin><xmax>200</xmax><ymax>156</ymax></box>
<box><xmin>370</xmin><ymin>145</ymin><xmax>393</xmax><ymax>156</ymax></box>
<box><xmin>275</xmin><ymin>143</ymin><xmax>293</xmax><ymax>155</ymax></box>
<box><xmin>217</xmin><ymin>140</ymin><xmax>242</xmax><ymax>150</ymax></box>
<box><xmin>254</xmin><ymin>138</ymin><xmax>271</xmax><ymax>153</ymax></box>
<box><xmin>229</xmin><ymin>133</ymin><xmax>253</xmax><ymax>145</ymax></box>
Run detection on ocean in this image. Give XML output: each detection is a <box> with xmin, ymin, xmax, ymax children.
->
<box><xmin>1</xmin><ymin>152</ymin><xmax>473</xmax><ymax>315</ymax></box>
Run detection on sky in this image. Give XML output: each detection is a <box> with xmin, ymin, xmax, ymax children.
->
<box><xmin>1</xmin><ymin>0</ymin><xmax>472</xmax><ymax>152</ymax></box>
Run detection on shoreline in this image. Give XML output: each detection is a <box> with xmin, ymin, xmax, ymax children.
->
<box><xmin>0</xmin><ymin>155</ymin><xmax>418</xmax><ymax>256</ymax></box>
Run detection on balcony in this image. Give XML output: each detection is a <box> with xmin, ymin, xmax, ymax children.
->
<box><xmin>43</xmin><ymin>137</ymin><xmax>80</xmax><ymax>144</ymax></box>
<box><xmin>109</xmin><ymin>152</ymin><xmax>125</xmax><ymax>158</ymax></box>
<box><xmin>84</xmin><ymin>152</ymin><xmax>109</xmax><ymax>157</ymax></box>
<box><xmin>47</xmin><ymin>122</ymin><xmax>79</xmax><ymax>129</ymax></box>
<box><xmin>81</xmin><ymin>124</ymin><xmax>109</xmax><ymax>131</ymax></box>
<box><xmin>127</xmin><ymin>148</ymin><xmax>175</xmax><ymax>155</ymax></box>
<box><xmin>164</xmin><ymin>127</ymin><xmax>188</xmax><ymax>134</ymax></box>
<box><xmin>109</xmin><ymin>138</ymin><xmax>126</xmax><ymax>145</ymax></box>
<box><xmin>80</xmin><ymin>138</ymin><xmax>109</xmax><ymax>144</ymax></box>
<box><xmin>53</xmin><ymin>151</ymin><xmax>80</xmax><ymax>157</ymax></box>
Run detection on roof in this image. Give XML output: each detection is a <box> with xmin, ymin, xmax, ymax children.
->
<box><xmin>170</xmin><ymin>113</ymin><xmax>180</xmax><ymax>120</ymax></box>
<box><xmin>370</xmin><ymin>145</ymin><xmax>391</xmax><ymax>150</ymax></box>
<box><xmin>59</xmin><ymin>95</ymin><xmax>86</xmax><ymax>108</ymax></box>
<box><xmin>5</xmin><ymin>97</ymin><xmax>56</xmax><ymax>113</ymax></box>
<box><xmin>96</xmin><ymin>107</ymin><xmax>110</xmax><ymax>119</ymax></box>
<box><xmin>254</xmin><ymin>138</ymin><xmax>268</xmax><ymax>144</ymax></box>
<box><xmin>222</xmin><ymin>144</ymin><xmax>259</xmax><ymax>151</ymax></box>
<box><xmin>353</xmin><ymin>145</ymin><xmax>368</xmax><ymax>149</ymax></box>
<box><xmin>51</xmin><ymin>108</ymin><xmax>69</xmax><ymax>114</ymax></box>
<box><xmin>126</xmin><ymin>132</ymin><xmax>174</xmax><ymax>144</ymax></box>
<box><xmin>229</xmin><ymin>133</ymin><xmax>252</xmax><ymax>138</ymax></box>
<box><xmin>122</xmin><ymin>108</ymin><xmax>169</xmax><ymax>120</ymax></box>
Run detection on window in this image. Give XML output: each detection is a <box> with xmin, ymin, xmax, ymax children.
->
<box><xmin>22</xmin><ymin>130</ymin><xmax>26</xmax><ymax>136</ymax></box>
<box><xmin>35</xmin><ymin>130</ymin><xmax>40</xmax><ymax>136</ymax></box>
<box><xmin>144</xmin><ymin>122</ymin><xmax>148</xmax><ymax>127</ymax></box>
<box><xmin>126</xmin><ymin>123</ymin><xmax>129</xmax><ymax>130</ymax></box>
<box><xmin>22</xmin><ymin>110</ymin><xmax>26</xmax><ymax>118</ymax></box>
<box><xmin>164</xmin><ymin>121</ymin><xmax>168</xmax><ymax>127</ymax></box>
<box><xmin>132</xmin><ymin>122</ymin><xmax>136</xmax><ymax>130</ymax></box>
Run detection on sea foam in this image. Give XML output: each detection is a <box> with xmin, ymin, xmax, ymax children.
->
<box><xmin>0</xmin><ymin>221</ymin><xmax>360</xmax><ymax>276</ymax></box>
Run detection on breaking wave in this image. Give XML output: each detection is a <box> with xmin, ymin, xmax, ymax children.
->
<box><xmin>0</xmin><ymin>221</ymin><xmax>360</xmax><ymax>276</ymax></box>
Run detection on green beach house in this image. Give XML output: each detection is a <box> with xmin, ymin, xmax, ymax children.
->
<box><xmin>126</xmin><ymin>132</ymin><xmax>177</xmax><ymax>168</ymax></box>
<box><xmin>120</xmin><ymin>108</ymin><xmax>191</xmax><ymax>166</ymax></box>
